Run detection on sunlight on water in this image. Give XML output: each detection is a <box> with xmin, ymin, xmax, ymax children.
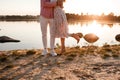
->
<box><xmin>0</xmin><ymin>21</ymin><xmax>120</xmax><ymax>51</ymax></box>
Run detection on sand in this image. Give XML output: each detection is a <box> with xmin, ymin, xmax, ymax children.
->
<box><xmin>0</xmin><ymin>44</ymin><xmax>120</xmax><ymax>80</ymax></box>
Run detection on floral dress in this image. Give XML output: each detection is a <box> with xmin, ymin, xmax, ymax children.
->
<box><xmin>54</xmin><ymin>6</ymin><xmax>69</xmax><ymax>38</ymax></box>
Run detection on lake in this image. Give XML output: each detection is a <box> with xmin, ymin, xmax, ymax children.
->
<box><xmin>0</xmin><ymin>20</ymin><xmax>120</xmax><ymax>51</ymax></box>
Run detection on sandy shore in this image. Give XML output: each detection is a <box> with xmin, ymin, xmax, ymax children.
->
<box><xmin>0</xmin><ymin>44</ymin><xmax>120</xmax><ymax>80</ymax></box>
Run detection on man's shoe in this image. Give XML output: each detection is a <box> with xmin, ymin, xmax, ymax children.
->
<box><xmin>50</xmin><ymin>50</ymin><xmax>57</xmax><ymax>56</ymax></box>
<box><xmin>41</xmin><ymin>49</ymin><xmax>48</xmax><ymax>56</ymax></box>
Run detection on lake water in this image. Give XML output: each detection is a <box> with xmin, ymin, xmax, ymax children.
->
<box><xmin>0</xmin><ymin>20</ymin><xmax>120</xmax><ymax>51</ymax></box>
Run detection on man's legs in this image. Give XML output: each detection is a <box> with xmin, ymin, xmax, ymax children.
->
<box><xmin>40</xmin><ymin>16</ymin><xmax>48</xmax><ymax>55</ymax></box>
<box><xmin>49</xmin><ymin>19</ymin><xmax>57</xmax><ymax>56</ymax></box>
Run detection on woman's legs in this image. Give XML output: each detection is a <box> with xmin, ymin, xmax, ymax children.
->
<box><xmin>69</xmin><ymin>33</ymin><xmax>80</xmax><ymax>44</ymax></box>
<box><xmin>60</xmin><ymin>33</ymin><xmax>80</xmax><ymax>54</ymax></box>
<box><xmin>60</xmin><ymin>38</ymin><xmax>66</xmax><ymax>53</ymax></box>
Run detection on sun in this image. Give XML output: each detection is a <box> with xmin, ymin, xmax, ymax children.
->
<box><xmin>83</xmin><ymin>20</ymin><xmax>102</xmax><ymax>36</ymax></box>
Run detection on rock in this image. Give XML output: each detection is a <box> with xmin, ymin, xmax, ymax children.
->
<box><xmin>42</xmin><ymin>63</ymin><xmax>48</xmax><ymax>67</ymax></box>
<box><xmin>115</xmin><ymin>34</ymin><xmax>120</xmax><ymax>42</ymax></box>
<box><xmin>0</xmin><ymin>36</ymin><xmax>20</xmax><ymax>43</ymax></box>
<box><xmin>84</xmin><ymin>33</ymin><xmax>99</xmax><ymax>43</ymax></box>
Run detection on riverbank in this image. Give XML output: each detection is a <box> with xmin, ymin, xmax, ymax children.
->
<box><xmin>0</xmin><ymin>44</ymin><xmax>120</xmax><ymax>80</ymax></box>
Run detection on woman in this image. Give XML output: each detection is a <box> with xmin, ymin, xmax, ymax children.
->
<box><xmin>54</xmin><ymin>0</ymin><xmax>81</xmax><ymax>53</ymax></box>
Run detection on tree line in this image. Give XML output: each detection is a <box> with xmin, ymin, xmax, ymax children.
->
<box><xmin>0</xmin><ymin>15</ymin><xmax>40</xmax><ymax>21</ymax></box>
<box><xmin>66</xmin><ymin>12</ymin><xmax>120</xmax><ymax>22</ymax></box>
<box><xmin>0</xmin><ymin>12</ymin><xmax>120</xmax><ymax>22</ymax></box>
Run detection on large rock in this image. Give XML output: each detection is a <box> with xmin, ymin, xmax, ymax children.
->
<box><xmin>84</xmin><ymin>33</ymin><xmax>99</xmax><ymax>43</ymax></box>
<box><xmin>115</xmin><ymin>34</ymin><xmax>120</xmax><ymax>42</ymax></box>
<box><xmin>0</xmin><ymin>36</ymin><xmax>20</xmax><ymax>43</ymax></box>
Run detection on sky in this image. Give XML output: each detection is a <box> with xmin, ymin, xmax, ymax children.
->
<box><xmin>0</xmin><ymin>0</ymin><xmax>120</xmax><ymax>16</ymax></box>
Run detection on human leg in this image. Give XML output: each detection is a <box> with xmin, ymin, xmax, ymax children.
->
<box><xmin>40</xmin><ymin>16</ymin><xmax>48</xmax><ymax>55</ymax></box>
<box><xmin>60</xmin><ymin>38</ymin><xmax>66</xmax><ymax>53</ymax></box>
<box><xmin>49</xmin><ymin>19</ymin><xmax>57</xmax><ymax>56</ymax></box>
<box><xmin>69</xmin><ymin>33</ymin><xmax>80</xmax><ymax>44</ymax></box>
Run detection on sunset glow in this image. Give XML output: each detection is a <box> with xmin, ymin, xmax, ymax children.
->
<box><xmin>64</xmin><ymin>0</ymin><xmax>120</xmax><ymax>16</ymax></box>
<box><xmin>0</xmin><ymin>0</ymin><xmax>120</xmax><ymax>15</ymax></box>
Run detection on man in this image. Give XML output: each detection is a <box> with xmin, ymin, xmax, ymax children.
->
<box><xmin>40</xmin><ymin>0</ymin><xmax>57</xmax><ymax>56</ymax></box>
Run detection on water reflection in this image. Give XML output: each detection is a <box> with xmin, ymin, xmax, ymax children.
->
<box><xmin>0</xmin><ymin>21</ymin><xmax>120</xmax><ymax>51</ymax></box>
<box><xmin>68</xmin><ymin>20</ymin><xmax>120</xmax><ymax>47</ymax></box>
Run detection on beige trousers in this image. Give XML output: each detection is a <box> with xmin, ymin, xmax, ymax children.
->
<box><xmin>40</xmin><ymin>16</ymin><xmax>55</xmax><ymax>50</ymax></box>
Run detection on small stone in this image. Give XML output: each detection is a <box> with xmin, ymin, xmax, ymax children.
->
<box><xmin>42</xmin><ymin>63</ymin><xmax>48</xmax><ymax>66</ymax></box>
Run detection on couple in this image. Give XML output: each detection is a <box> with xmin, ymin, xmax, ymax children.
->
<box><xmin>40</xmin><ymin>0</ymin><xmax>81</xmax><ymax>56</ymax></box>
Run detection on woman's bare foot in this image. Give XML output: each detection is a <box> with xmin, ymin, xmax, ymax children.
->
<box><xmin>60</xmin><ymin>49</ymin><xmax>66</xmax><ymax>54</ymax></box>
<box><xmin>71</xmin><ymin>33</ymin><xmax>80</xmax><ymax>43</ymax></box>
<box><xmin>76</xmin><ymin>32</ymin><xmax>83</xmax><ymax>38</ymax></box>
<box><xmin>60</xmin><ymin>47</ymin><xmax>66</xmax><ymax>54</ymax></box>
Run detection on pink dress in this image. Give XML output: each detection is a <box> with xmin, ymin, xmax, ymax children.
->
<box><xmin>54</xmin><ymin>6</ymin><xmax>69</xmax><ymax>38</ymax></box>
